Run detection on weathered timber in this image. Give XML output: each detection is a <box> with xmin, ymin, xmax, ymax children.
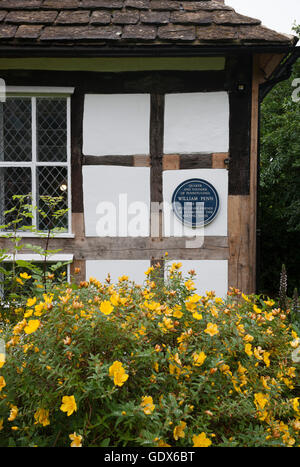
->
<box><xmin>180</xmin><ymin>153</ymin><xmax>212</xmax><ymax>170</ymax></box>
<box><xmin>0</xmin><ymin>236</ymin><xmax>229</xmax><ymax>261</ymax></box>
<box><xmin>228</xmin><ymin>195</ymin><xmax>251</xmax><ymax>293</ymax></box>
<box><xmin>70</xmin><ymin>259</ymin><xmax>87</xmax><ymax>284</ymax></box>
<box><xmin>163</xmin><ymin>154</ymin><xmax>180</xmax><ymax>171</ymax></box>
<box><xmin>249</xmin><ymin>55</ymin><xmax>263</xmax><ymax>293</ymax></box>
<box><xmin>83</xmin><ymin>155</ymin><xmax>134</xmax><ymax>166</ymax></box>
<box><xmin>212</xmin><ymin>152</ymin><xmax>229</xmax><ymax>169</ymax></box>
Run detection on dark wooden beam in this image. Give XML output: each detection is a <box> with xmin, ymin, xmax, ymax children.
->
<box><xmin>180</xmin><ymin>153</ymin><xmax>212</xmax><ymax>170</ymax></box>
<box><xmin>83</xmin><ymin>155</ymin><xmax>134</xmax><ymax>167</ymax></box>
<box><xmin>227</xmin><ymin>55</ymin><xmax>253</xmax><ymax>195</ymax></box>
<box><xmin>150</xmin><ymin>94</ymin><xmax>165</xmax><ymax>238</ymax></box>
<box><xmin>1</xmin><ymin>70</ymin><xmax>226</xmax><ymax>94</ymax></box>
<box><xmin>71</xmin><ymin>88</ymin><xmax>84</xmax><ymax>213</ymax></box>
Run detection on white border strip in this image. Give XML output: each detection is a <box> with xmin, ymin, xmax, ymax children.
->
<box><xmin>6</xmin><ymin>86</ymin><xmax>75</xmax><ymax>95</ymax></box>
<box><xmin>2</xmin><ymin>254</ymin><xmax>73</xmax><ymax>262</ymax></box>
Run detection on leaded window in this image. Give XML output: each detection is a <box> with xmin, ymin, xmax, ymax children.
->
<box><xmin>0</xmin><ymin>94</ymin><xmax>71</xmax><ymax>233</ymax></box>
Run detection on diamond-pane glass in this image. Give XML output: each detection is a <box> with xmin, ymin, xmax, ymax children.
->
<box><xmin>37</xmin><ymin>166</ymin><xmax>68</xmax><ymax>231</ymax></box>
<box><xmin>37</xmin><ymin>98</ymin><xmax>67</xmax><ymax>162</ymax></box>
<box><xmin>0</xmin><ymin>166</ymin><xmax>32</xmax><ymax>228</ymax></box>
<box><xmin>0</xmin><ymin>98</ymin><xmax>32</xmax><ymax>162</ymax></box>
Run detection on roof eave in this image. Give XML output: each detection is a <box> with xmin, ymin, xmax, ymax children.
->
<box><xmin>0</xmin><ymin>41</ymin><xmax>297</xmax><ymax>58</ymax></box>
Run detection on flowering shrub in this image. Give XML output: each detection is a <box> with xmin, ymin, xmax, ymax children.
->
<box><xmin>0</xmin><ymin>262</ymin><xmax>299</xmax><ymax>447</ymax></box>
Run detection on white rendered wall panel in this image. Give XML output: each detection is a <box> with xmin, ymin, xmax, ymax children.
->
<box><xmin>86</xmin><ymin>260</ymin><xmax>150</xmax><ymax>285</ymax></box>
<box><xmin>164</xmin><ymin>92</ymin><xmax>229</xmax><ymax>154</ymax></box>
<box><xmin>169</xmin><ymin>260</ymin><xmax>228</xmax><ymax>298</ymax></box>
<box><xmin>83</xmin><ymin>94</ymin><xmax>150</xmax><ymax>156</ymax></box>
<box><xmin>163</xmin><ymin>169</ymin><xmax>228</xmax><ymax>237</ymax></box>
<box><xmin>83</xmin><ymin>166</ymin><xmax>151</xmax><ymax>237</ymax></box>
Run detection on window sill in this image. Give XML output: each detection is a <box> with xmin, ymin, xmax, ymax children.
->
<box><xmin>2</xmin><ymin>254</ymin><xmax>74</xmax><ymax>262</ymax></box>
<box><xmin>0</xmin><ymin>233</ymin><xmax>75</xmax><ymax>239</ymax></box>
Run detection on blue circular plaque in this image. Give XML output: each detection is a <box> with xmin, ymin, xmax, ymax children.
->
<box><xmin>172</xmin><ymin>178</ymin><xmax>220</xmax><ymax>228</ymax></box>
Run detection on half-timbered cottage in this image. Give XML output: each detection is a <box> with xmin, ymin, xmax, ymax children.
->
<box><xmin>0</xmin><ymin>0</ymin><xmax>298</xmax><ymax>296</ymax></box>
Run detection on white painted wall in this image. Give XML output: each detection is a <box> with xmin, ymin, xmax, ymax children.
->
<box><xmin>86</xmin><ymin>260</ymin><xmax>150</xmax><ymax>285</ymax></box>
<box><xmin>164</xmin><ymin>92</ymin><xmax>229</xmax><ymax>154</ymax></box>
<box><xmin>163</xmin><ymin>169</ymin><xmax>228</xmax><ymax>237</ymax></box>
<box><xmin>167</xmin><ymin>260</ymin><xmax>228</xmax><ymax>298</ymax></box>
<box><xmin>83</xmin><ymin>94</ymin><xmax>150</xmax><ymax>156</ymax></box>
<box><xmin>83</xmin><ymin>166</ymin><xmax>151</xmax><ymax>237</ymax></box>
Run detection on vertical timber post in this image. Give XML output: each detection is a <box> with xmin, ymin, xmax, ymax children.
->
<box><xmin>70</xmin><ymin>87</ymin><xmax>86</xmax><ymax>283</ymax></box>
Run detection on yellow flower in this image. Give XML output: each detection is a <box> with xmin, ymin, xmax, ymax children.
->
<box><xmin>60</xmin><ymin>395</ymin><xmax>77</xmax><ymax>416</ymax></box>
<box><xmin>145</xmin><ymin>267</ymin><xmax>154</xmax><ymax>276</ymax></box>
<box><xmin>99</xmin><ymin>300</ymin><xmax>114</xmax><ymax>316</ymax></box>
<box><xmin>34</xmin><ymin>408</ymin><xmax>50</xmax><ymax>427</ymax></box>
<box><xmin>263</xmin><ymin>351</ymin><xmax>270</xmax><ymax>367</ymax></box>
<box><xmin>24</xmin><ymin>309</ymin><xmax>33</xmax><ymax>318</ymax></box>
<box><xmin>192</xmin><ymin>432</ymin><xmax>212</xmax><ymax>447</ymax></box>
<box><xmin>261</xmin><ymin>376</ymin><xmax>271</xmax><ymax>390</ymax></box>
<box><xmin>0</xmin><ymin>419</ymin><xmax>3</xmax><ymax>431</ymax></box>
<box><xmin>113</xmin><ymin>368</ymin><xmax>129</xmax><ymax>387</ymax></box>
<box><xmin>69</xmin><ymin>432</ymin><xmax>83</xmax><ymax>447</ymax></box>
<box><xmin>291</xmin><ymin>397</ymin><xmax>299</xmax><ymax>413</ymax></box>
<box><xmin>185</xmin><ymin>280</ymin><xmax>195</xmax><ymax>291</ymax></box>
<box><xmin>170</xmin><ymin>262</ymin><xmax>182</xmax><ymax>272</ymax></box>
<box><xmin>109</xmin><ymin>361</ymin><xmax>129</xmax><ymax>387</ymax></box>
<box><xmin>254</xmin><ymin>347</ymin><xmax>264</xmax><ymax>360</ymax></box>
<box><xmin>20</xmin><ymin>272</ymin><xmax>31</xmax><ymax>280</ymax></box>
<box><xmin>16</xmin><ymin>278</ymin><xmax>23</xmax><ymax>285</ymax></box>
<box><xmin>264</xmin><ymin>312</ymin><xmax>274</xmax><ymax>321</ymax></box>
<box><xmin>192</xmin><ymin>312</ymin><xmax>203</xmax><ymax>320</ymax></box>
<box><xmin>0</xmin><ymin>353</ymin><xmax>5</xmax><ymax>368</ymax></box>
<box><xmin>109</xmin><ymin>361</ymin><xmax>123</xmax><ymax>377</ymax></box>
<box><xmin>34</xmin><ymin>303</ymin><xmax>44</xmax><ymax>317</ymax></box>
<box><xmin>245</xmin><ymin>343</ymin><xmax>253</xmax><ymax>357</ymax></box>
<box><xmin>264</xmin><ymin>299</ymin><xmax>275</xmax><ymax>307</ymax></box>
<box><xmin>193</xmin><ymin>352</ymin><xmax>206</xmax><ymax>367</ymax></box>
<box><xmin>157</xmin><ymin>440</ymin><xmax>171</xmax><ymax>447</ymax></box>
<box><xmin>189</xmin><ymin>294</ymin><xmax>202</xmax><ymax>303</ymax></box>
<box><xmin>185</xmin><ymin>301</ymin><xmax>197</xmax><ymax>313</ymax></box>
<box><xmin>141</xmin><ymin>396</ymin><xmax>155</xmax><ymax>415</ymax></box>
<box><xmin>254</xmin><ymin>393</ymin><xmax>269</xmax><ymax>411</ymax></box>
<box><xmin>173</xmin><ymin>306</ymin><xmax>183</xmax><ymax>319</ymax></box>
<box><xmin>26</xmin><ymin>297</ymin><xmax>37</xmax><ymax>308</ymax></box>
<box><xmin>253</xmin><ymin>304</ymin><xmax>262</xmax><ymax>314</ymax></box>
<box><xmin>8</xmin><ymin>405</ymin><xmax>18</xmax><ymax>421</ymax></box>
<box><xmin>243</xmin><ymin>334</ymin><xmax>254</xmax><ymax>343</ymax></box>
<box><xmin>204</xmin><ymin>323</ymin><xmax>219</xmax><ymax>337</ymax></box>
<box><xmin>118</xmin><ymin>275</ymin><xmax>129</xmax><ymax>282</ymax></box>
<box><xmin>242</xmin><ymin>293</ymin><xmax>251</xmax><ymax>303</ymax></box>
<box><xmin>173</xmin><ymin>421</ymin><xmax>186</xmax><ymax>440</ymax></box>
<box><xmin>110</xmin><ymin>294</ymin><xmax>120</xmax><ymax>306</ymax></box>
<box><xmin>0</xmin><ymin>376</ymin><xmax>6</xmax><ymax>392</ymax></box>
<box><xmin>24</xmin><ymin>319</ymin><xmax>40</xmax><ymax>335</ymax></box>
<box><xmin>215</xmin><ymin>297</ymin><xmax>224</xmax><ymax>305</ymax></box>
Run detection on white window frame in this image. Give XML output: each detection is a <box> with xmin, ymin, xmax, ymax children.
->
<box><xmin>0</xmin><ymin>87</ymin><xmax>74</xmax><ymax>238</ymax></box>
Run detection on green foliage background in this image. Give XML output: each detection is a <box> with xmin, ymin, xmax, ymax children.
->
<box><xmin>258</xmin><ymin>50</ymin><xmax>300</xmax><ymax>296</ymax></box>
